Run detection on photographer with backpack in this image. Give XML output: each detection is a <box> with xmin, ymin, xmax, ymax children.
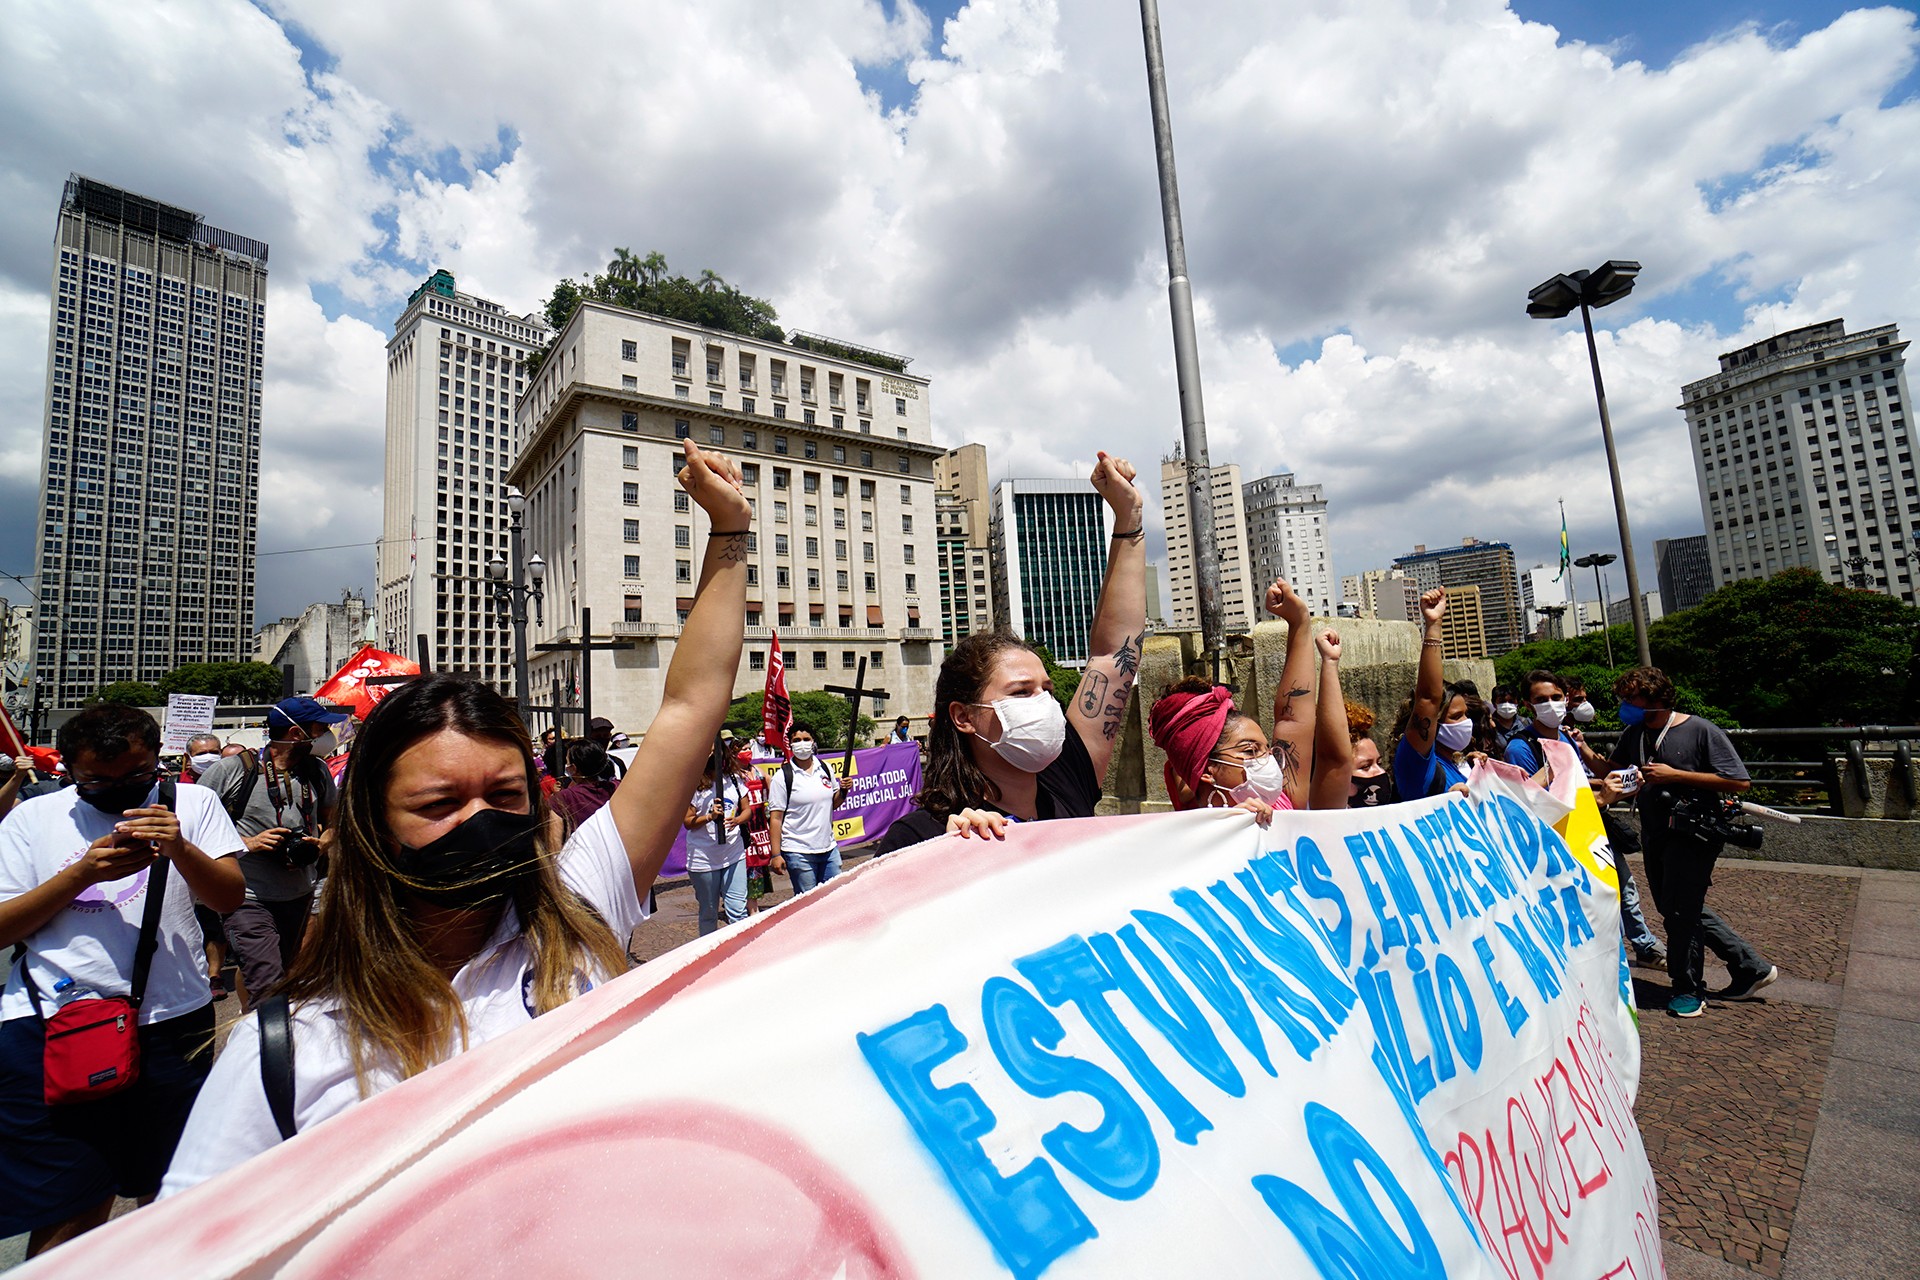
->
<box><xmin>768</xmin><ymin>725</ymin><xmax>848</xmax><ymax>896</ymax></box>
<box><xmin>193</xmin><ymin>698</ymin><xmax>345</xmax><ymax>1010</ymax></box>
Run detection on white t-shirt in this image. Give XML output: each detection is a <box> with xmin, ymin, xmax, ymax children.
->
<box><xmin>160</xmin><ymin>804</ymin><xmax>649</xmax><ymax>1196</ymax></box>
<box><xmin>0</xmin><ymin>783</ymin><xmax>244</xmax><ymax>1026</ymax></box>
<box><xmin>683</xmin><ymin>777</ymin><xmax>747</xmax><ymax>873</ymax></box>
<box><xmin>768</xmin><ymin>758</ymin><xmax>840</xmax><ymax>854</ymax></box>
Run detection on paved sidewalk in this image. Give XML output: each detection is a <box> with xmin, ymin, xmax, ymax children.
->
<box><xmin>1631</xmin><ymin>856</ymin><xmax>1920</xmax><ymax>1280</ymax></box>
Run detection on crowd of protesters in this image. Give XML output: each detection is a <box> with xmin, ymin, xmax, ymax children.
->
<box><xmin>0</xmin><ymin>439</ymin><xmax>1767</xmax><ymax>1258</ymax></box>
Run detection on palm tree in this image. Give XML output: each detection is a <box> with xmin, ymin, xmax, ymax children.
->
<box><xmin>641</xmin><ymin>251</ymin><xmax>668</xmax><ymax>288</ymax></box>
<box><xmin>697</xmin><ymin>268</ymin><xmax>727</xmax><ymax>294</ymax></box>
<box><xmin>607</xmin><ymin>248</ymin><xmax>640</xmax><ymax>284</ymax></box>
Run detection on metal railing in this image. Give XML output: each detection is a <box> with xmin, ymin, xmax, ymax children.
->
<box><xmin>1585</xmin><ymin>725</ymin><xmax>1920</xmax><ymax>815</ymax></box>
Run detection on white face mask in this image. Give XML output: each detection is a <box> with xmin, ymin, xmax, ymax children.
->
<box><xmin>792</xmin><ymin>740</ymin><xmax>815</xmax><ymax>761</ymax></box>
<box><xmin>970</xmin><ymin>692</ymin><xmax>1067</xmax><ymax>772</ymax></box>
<box><xmin>1494</xmin><ymin>702</ymin><xmax>1518</xmax><ymax>720</ymax></box>
<box><xmin>189</xmin><ymin>752</ymin><xmax>221</xmax><ymax>775</ymax></box>
<box><xmin>310</xmin><ymin>728</ymin><xmax>339</xmax><ymax>757</ymax></box>
<box><xmin>1212</xmin><ymin>752</ymin><xmax>1287</xmax><ymax>807</ymax></box>
<box><xmin>1435</xmin><ymin>719</ymin><xmax>1475</xmax><ymax>752</ymax></box>
<box><xmin>1571</xmin><ymin>700</ymin><xmax>1596</xmax><ymax>724</ymax></box>
<box><xmin>1532</xmin><ymin>699</ymin><xmax>1567</xmax><ymax>730</ymax></box>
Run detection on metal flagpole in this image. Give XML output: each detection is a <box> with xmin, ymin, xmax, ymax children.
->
<box><xmin>1138</xmin><ymin>0</ymin><xmax>1223</xmax><ymax>679</ymax></box>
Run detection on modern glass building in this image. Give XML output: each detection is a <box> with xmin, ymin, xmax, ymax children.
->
<box><xmin>988</xmin><ymin>478</ymin><xmax>1112</xmax><ymax>667</ymax></box>
<box><xmin>33</xmin><ymin>176</ymin><xmax>267</xmax><ymax>708</ymax></box>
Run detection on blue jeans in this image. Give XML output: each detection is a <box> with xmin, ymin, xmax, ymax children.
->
<box><xmin>689</xmin><ymin>860</ymin><xmax>748</xmax><ymax>935</ymax></box>
<box><xmin>783</xmin><ymin>846</ymin><xmax>842</xmax><ymax>896</ymax></box>
<box><xmin>1615</xmin><ymin>841</ymin><xmax>1660</xmax><ymax>951</ymax></box>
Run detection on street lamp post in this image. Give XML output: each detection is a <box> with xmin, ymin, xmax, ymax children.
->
<box><xmin>1575</xmin><ymin>552</ymin><xmax>1617</xmax><ymax>668</ymax></box>
<box><xmin>486</xmin><ymin>487</ymin><xmax>545</xmax><ymax>725</ymax></box>
<box><xmin>1537</xmin><ymin>602</ymin><xmax>1569</xmax><ymax>642</ymax></box>
<box><xmin>1528</xmin><ymin>259</ymin><xmax>1652</xmax><ymax>667</ymax></box>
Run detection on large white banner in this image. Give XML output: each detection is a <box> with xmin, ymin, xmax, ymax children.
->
<box><xmin>26</xmin><ymin>752</ymin><xmax>1658</xmax><ymax>1279</ymax></box>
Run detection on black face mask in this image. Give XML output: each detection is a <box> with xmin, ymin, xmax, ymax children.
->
<box><xmin>78</xmin><ymin>775</ymin><xmax>157</xmax><ymax>815</ymax></box>
<box><xmin>392</xmin><ymin>808</ymin><xmax>544</xmax><ymax>909</ymax></box>
<box><xmin>1349</xmin><ymin>775</ymin><xmax>1390</xmax><ymax>809</ymax></box>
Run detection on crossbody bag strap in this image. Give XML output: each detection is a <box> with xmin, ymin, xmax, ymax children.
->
<box><xmin>126</xmin><ymin>778</ymin><xmax>177</xmax><ymax>1009</ymax></box>
<box><xmin>10</xmin><ymin>941</ymin><xmax>46</xmax><ymax>1022</ymax></box>
<box><xmin>256</xmin><ymin>994</ymin><xmax>298</xmax><ymax>1140</ymax></box>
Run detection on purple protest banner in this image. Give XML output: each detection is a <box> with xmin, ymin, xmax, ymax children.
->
<box><xmin>655</xmin><ymin>741</ymin><xmax>922</xmax><ymax>878</ymax></box>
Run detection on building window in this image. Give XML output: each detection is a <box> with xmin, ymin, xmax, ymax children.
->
<box><xmin>742</xmin><ymin>397</ymin><xmax>755</xmax><ymax>415</ymax></box>
<box><xmin>676</xmin><ymin>560</ymin><xmax>691</xmax><ymax>582</ymax></box>
<box><xmin>836</xmin><ymin>570</ymin><xmax>850</xmax><ymax>590</ymax></box>
<box><xmin>897</xmin><ymin>457</ymin><xmax>911</xmax><ymax>474</ymax></box>
<box><xmin>675</xmin><ymin>525</ymin><xmax>691</xmax><ymax>548</ymax></box>
<box><xmin>776</xmin><ymin>567</ymin><xmax>791</xmax><ymax>588</ymax></box>
<box><xmin>902</xmin><ymin>514</ymin><xmax>913</xmax><ymax>533</ymax></box>
<box><xmin>623</xmin><ymin>594</ymin><xmax>643</xmax><ymax>622</ymax></box>
<box><xmin>622</xmin><ymin>445</ymin><xmax>638</xmax><ymax>468</ymax></box>
<box><xmin>895</xmin><ymin>397</ymin><xmax>907</xmax><ymax>415</ymax></box>
<box><xmin>776</xmin><ymin>534</ymin><xmax>790</xmax><ymax>556</ymax></box>
<box><xmin>774</xmin><ymin>404</ymin><xmax>786</xmax><ymax>419</ymax></box>
<box><xmin>710</xmin><ymin>391</ymin><xmax>723</xmax><ymax>408</ymax></box>
<box><xmin>804</xmin><ymin>439</ymin><xmax>818</xmax><ymax>459</ymax></box>
<box><xmin>741</xmin><ymin>462</ymin><xmax>758</xmax><ymax>483</ymax></box>
<box><xmin>624</xmin><ymin>520</ymin><xmax>640</xmax><ymax>543</ymax></box>
<box><xmin>622</xmin><ymin>340</ymin><xmax>637</xmax><ymax>361</ymax></box>
<box><xmin>774</xmin><ymin>435</ymin><xmax>788</xmax><ymax>455</ymax></box>
<box><xmin>813</xmin><ymin>651</ymin><xmax>828</xmax><ymax>669</ymax></box>
<box><xmin>836</xmin><ymin>540</ymin><xmax>848</xmax><ymax>561</ymax></box>
<box><xmin>623</xmin><ymin>376</ymin><xmax>638</xmax><ymax>390</ymax></box>
<box><xmin>674</xmin><ymin>491</ymin><xmax>689</xmax><ymax>512</ymax></box>
<box><xmin>860</xmin><ymin>450</ymin><xmax>873</xmax><ymax>468</ymax></box>
<box><xmin>623</xmin><ymin>483</ymin><xmax>639</xmax><ymax>505</ymax></box>
<box><xmin>808</xmin><ymin>568</ymin><xmax>821</xmax><ymax>589</ymax></box>
<box><xmin>905</xmin><ymin>573</ymin><xmax>917</xmax><ymax>593</ymax></box>
<box><xmin>842</xmin><ymin>651</ymin><xmax>857</xmax><ymax>669</ymax></box>
<box><xmin>864</xmin><ymin>573</ymin><xmax>877</xmax><ymax>592</ymax></box>
<box><xmin>774</xmin><ymin>468</ymin><xmax>790</xmax><ymax>490</ymax></box>
<box><xmin>774</xmin><ymin>500</ymin><xmax>789</xmax><ymax>523</ymax></box>
<box><xmin>749</xmin><ymin>650</ymin><xmax>765</xmax><ymax>670</ymax></box>
<box><xmin>674</xmin><ymin>419</ymin><xmax>691</xmax><ymax>439</ymax></box>
<box><xmin>806</xmin><ymin>536</ymin><xmax>819</xmax><ymax>558</ymax></box>
<box><xmin>903</xmin><ymin>545</ymin><xmax>915</xmax><ymax>564</ymax></box>
<box><xmin>624</xmin><ymin>555</ymin><xmax>640</xmax><ymax>577</ymax></box>
<box><xmin>804</xmin><ymin>409</ymin><xmax>816</xmax><ymax>425</ymax></box>
<box><xmin>709</xmin><ymin>424</ymin><xmax>724</xmax><ymax>444</ymax></box>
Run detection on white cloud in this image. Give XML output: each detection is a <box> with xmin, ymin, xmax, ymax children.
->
<box><xmin>0</xmin><ymin>0</ymin><xmax>1918</xmax><ymax>624</ymax></box>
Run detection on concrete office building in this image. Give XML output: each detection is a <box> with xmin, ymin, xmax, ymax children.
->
<box><xmin>989</xmin><ymin>479</ymin><xmax>1113</xmax><ymax>667</ymax></box>
<box><xmin>1682</xmin><ymin>319</ymin><xmax>1916</xmax><ymax>601</ymax></box>
<box><xmin>254</xmin><ymin>592</ymin><xmax>374</xmax><ymax>693</ymax></box>
<box><xmin>378</xmin><ymin>270</ymin><xmax>548</xmax><ymax>687</ymax></box>
<box><xmin>1437</xmin><ymin>583</ymin><xmax>1490</xmax><ymax>660</ymax></box>
<box><xmin>1243</xmin><ymin>471</ymin><xmax>1333</xmax><ymax>618</ymax></box>
<box><xmin>1655</xmin><ymin>534</ymin><xmax>1713</xmax><ymax>615</ymax></box>
<box><xmin>1606</xmin><ymin>590</ymin><xmax>1664</xmax><ymax>629</ymax></box>
<box><xmin>1342</xmin><ymin>568</ymin><xmax>1418</xmax><ymax>623</ymax></box>
<box><xmin>507</xmin><ymin>302</ymin><xmax>943</xmax><ymax>733</ymax></box>
<box><xmin>1393</xmin><ymin>539</ymin><xmax>1524</xmax><ymax>654</ymax></box>
<box><xmin>935</xmin><ymin>443</ymin><xmax>994</xmax><ymax>647</ymax></box>
<box><xmin>1161</xmin><ymin>454</ymin><xmax>1255</xmax><ymax>633</ymax></box>
<box><xmin>32</xmin><ymin>176</ymin><xmax>267</xmax><ymax>708</ymax></box>
<box><xmin>1521</xmin><ymin>563</ymin><xmax>1571</xmax><ymax>639</ymax></box>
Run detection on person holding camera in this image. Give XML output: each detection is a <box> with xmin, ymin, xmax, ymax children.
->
<box><xmin>194</xmin><ymin>697</ymin><xmax>345</xmax><ymax>1009</ymax></box>
<box><xmin>1602</xmin><ymin>667</ymin><xmax>1777</xmax><ymax>1018</ymax></box>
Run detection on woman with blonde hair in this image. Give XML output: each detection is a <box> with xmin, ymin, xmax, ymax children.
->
<box><xmin>162</xmin><ymin>443</ymin><xmax>751</xmax><ymax>1190</ymax></box>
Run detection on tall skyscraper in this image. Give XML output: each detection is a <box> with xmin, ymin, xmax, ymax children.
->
<box><xmin>34</xmin><ymin>176</ymin><xmax>268</xmax><ymax>707</ymax></box>
<box><xmin>1655</xmin><ymin>534</ymin><xmax>1713</xmax><ymax>614</ymax></box>
<box><xmin>989</xmin><ymin>479</ymin><xmax>1112</xmax><ymax>667</ymax></box>
<box><xmin>1521</xmin><ymin>563</ymin><xmax>1570</xmax><ymax>639</ymax></box>
<box><xmin>1160</xmin><ymin>452</ymin><xmax>1254</xmax><ymax>632</ymax></box>
<box><xmin>379</xmin><ymin>270</ymin><xmax>547</xmax><ymax>686</ymax></box>
<box><xmin>507</xmin><ymin>301</ymin><xmax>943</xmax><ymax>731</ymax></box>
<box><xmin>935</xmin><ymin>443</ymin><xmax>994</xmax><ymax>647</ymax></box>
<box><xmin>1393</xmin><ymin>538</ymin><xmax>1524</xmax><ymax>654</ymax></box>
<box><xmin>1436</xmin><ymin>583</ymin><xmax>1489</xmax><ymax>660</ymax></box>
<box><xmin>1682</xmin><ymin>319</ymin><xmax>1915</xmax><ymax>600</ymax></box>
<box><xmin>1243</xmin><ymin>471</ymin><xmax>1333</xmax><ymax>617</ymax></box>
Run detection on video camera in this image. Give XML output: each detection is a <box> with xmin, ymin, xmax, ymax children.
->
<box><xmin>1668</xmin><ymin>794</ymin><xmax>1765</xmax><ymax>850</ymax></box>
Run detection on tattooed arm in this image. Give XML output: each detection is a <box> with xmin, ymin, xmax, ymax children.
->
<box><xmin>1405</xmin><ymin>587</ymin><xmax>1448</xmax><ymax>758</ymax></box>
<box><xmin>1265</xmin><ymin>578</ymin><xmax>1317</xmax><ymax>808</ymax></box>
<box><xmin>1067</xmin><ymin>451</ymin><xmax>1146</xmax><ymax>778</ymax></box>
<box><xmin>1308</xmin><ymin>629</ymin><xmax>1355</xmax><ymax>811</ymax></box>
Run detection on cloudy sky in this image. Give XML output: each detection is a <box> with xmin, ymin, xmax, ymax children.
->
<box><xmin>2</xmin><ymin>0</ymin><xmax>1918</xmax><ymax>628</ymax></box>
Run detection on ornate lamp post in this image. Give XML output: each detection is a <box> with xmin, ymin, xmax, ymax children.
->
<box><xmin>486</xmin><ymin>487</ymin><xmax>545</xmax><ymax>724</ymax></box>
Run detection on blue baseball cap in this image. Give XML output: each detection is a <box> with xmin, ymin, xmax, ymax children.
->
<box><xmin>268</xmin><ymin>696</ymin><xmax>351</xmax><ymax>732</ymax></box>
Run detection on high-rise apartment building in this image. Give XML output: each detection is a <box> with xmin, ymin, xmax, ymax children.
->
<box><xmin>1160</xmin><ymin>454</ymin><xmax>1254</xmax><ymax>633</ymax></box>
<box><xmin>33</xmin><ymin>176</ymin><xmax>267</xmax><ymax>707</ymax></box>
<box><xmin>1654</xmin><ymin>534</ymin><xmax>1713</xmax><ymax>615</ymax></box>
<box><xmin>1243</xmin><ymin>471</ymin><xmax>1333</xmax><ymax>617</ymax></box>
<box><xmin>1393</xmin><ymin>539</ymin><xmax>1523</xmax><ymax>654</ymax></box>
<box><xmin>1343</xmin><ymin>568</ymin><xmax>1418</xmax><ymax>622</ymax></box>
<box><xmin>507</xmin><ymin>301</ymin><xmax>943</xmax><ymax>731</ymax></box>
<box><xmin>1607</xmin><ymin>591</ymin><xmax>1664</xmax><ymax>629</ymax></box>
<box><xmin>1437</xmin><ymin>583</ymin><xmax>1489</xmax><ymax>659</ymax></box>
<box><xmin>378</xmin><ymin>270</ymin><xmax>548</xmax><ymax>687</ymax></box>
<box><xmin>1682</xmin><ymin>319</ymin><xmax>1915</xmax><ymax>600</ymax></box>
<box><xmin>934</xmin><ymin>443</ymin><xmax>994</xmax><ymax>647</ymax></box>
<box><xmin>989</xmin><ymin>479</ymin><xmax>1113</xmax><ymax>667</ymax></box>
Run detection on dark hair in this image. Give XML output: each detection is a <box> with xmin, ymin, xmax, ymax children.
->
<box><xmin>788</xmin><ymin>722</ymin><xmax>815</xmax><ymax>741</ymax></box>
<box><xmin>58</xmin><ymin>704</ymin><xmax>160</xmax><ymax>763</ymax></box>
<box><xmin>1391</xmin><ymin>683</ymin><xmax>1490</xmax><ymax>753</ymax></box>
<box><xmin>1524</xmin><ymin>669</ymin><xmax>1566</xmax><ymax>697</ymax></box>
<box><xmin>1614</xmin><ymin>666</ymin><xmax>1676</xmax><ymax>709</ymax></box>
<box><xmin>1491</xmin><ymin>685</ymin><xmax>1518</xmax><ymax>704</ymax></box>
<box><xmin>565</xmin><ymin>739</ymin><xmax>608</xmax><ymax>778</ymax></box>
<box><xmin>917</xmin><ymin>629</ymin><xmax>1040</xmax><ymax>820</ymax></box>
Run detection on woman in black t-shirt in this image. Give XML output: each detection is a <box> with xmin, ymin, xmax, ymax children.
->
<box><xmin>873</xmin><ymin>452</ymin><xmax>1145</xmax><ymax>853</ymax></box>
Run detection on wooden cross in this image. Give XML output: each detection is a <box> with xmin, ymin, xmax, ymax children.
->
<box><xmin>533</xmin><ymin>607</ymin><xmax>633</xmax><ymax>731</ymax></box>
<box><xmin>823</xmin><ymin>656</ymin><xmax>889</xmax><ymax>778</ymax></box>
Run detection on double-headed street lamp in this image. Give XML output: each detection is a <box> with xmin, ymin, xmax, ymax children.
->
<box><xmin>486</xmin><ymin>486</ymin><xmax>544</xmax><ymax>725</ymax></box>
<box><xmin>1529</xmin><ymin>259</ymin><xmax>1652</xmax><ymax>668</ymax></box>
<box><xmin>1574</xmin><ymin>551</ymin><xmax>1617</xmax><ymax>668</ymax></box>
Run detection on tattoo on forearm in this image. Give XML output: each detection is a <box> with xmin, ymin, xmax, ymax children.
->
<box><xmin>1113</xmin><ymin>632</ymin><xmax>1142</xmax><ymax>679</ymax></box>
<box><xmin>1078</xmin><ymin>670</ymin><xmax>1109</xmax><ymax>718</ymax></box>
<box><xmin>1276</xmin><ymin>738</ymin><xmax>1301</xmax><ymax>772</ymax></box>
<box><xmin>1284</xmin><ymin>686</ymin><xmax>1309</xmax><ymax>701</ymax></box>
<box><xmin>1412</xmin><ymin>715</ymin><xmax>1432</xmax><ymax>739</ymax></box>
<box><xmin>710</xmin><ymin>531</ymin><xmax>749</xmax><ymax>563</ymax></box>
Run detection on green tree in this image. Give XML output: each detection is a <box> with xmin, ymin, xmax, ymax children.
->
<box><xmin>724</xmin><ymin>692</ymin><xmax>765</xmax><ymax>739</ymax></box>
<box><xmin>158</xmin><ymin>662</ymin><xmax>285</xmax><ymax>704</ymax></box>
<box><xmin>89</xmin><ymin>681</ymin><xmax>162</xmax><ymax>707</ymax></box>
<box><xmin>721</xmin><ymin>689</ymin><xmax>874</xmax><ymax>750</ymax></box>
<box><xmin>607</xmin><ymin>247</ymin><xmax>641</xmax><ymax>284</ymax></box>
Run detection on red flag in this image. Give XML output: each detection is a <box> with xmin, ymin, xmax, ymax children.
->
<box><xmin>762</xmin><ymin>633</ymin><xmax>792</xmax><ymax>753</ymax></box>
<box><xmin>314</xmin><ymin>645</ymin><xmax>421</xmax><ymax>719</ymax></box>
<box><xmin>0</xmin><ymin>703</ymin><xmax>27</xmax><ymax>760</ymax></box>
